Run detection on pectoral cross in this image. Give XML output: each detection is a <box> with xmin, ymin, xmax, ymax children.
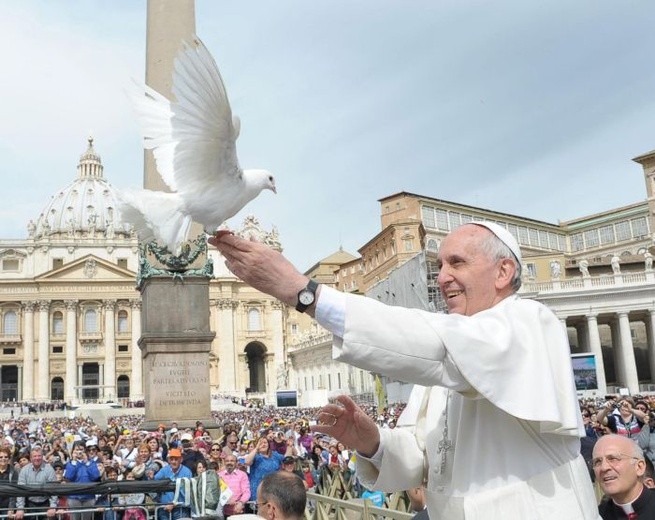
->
<box><xmin>436</xmin><ymin>391</ymin><xmax>453</xmax><ymax>474</ymax></box>
<box><xmin>437</xmin><ymin>436</ymin><xmax>453</xmax><ymax>474</ymax></box>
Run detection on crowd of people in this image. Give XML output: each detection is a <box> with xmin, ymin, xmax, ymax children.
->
<box><xmin>2</xmin><ymin>390</ymin><xmax>655</xmax><ymax>519</ymax></box>
<box><xmin>0</xmin><ymin>400</ymin><xmax>407</xmax><ymax>520</ymax></box>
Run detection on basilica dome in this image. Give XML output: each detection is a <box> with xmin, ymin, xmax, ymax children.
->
<box><xmin>30</xmin><ymin>138</ymin><xmax>130</xmax><ymax>240</ymax></box>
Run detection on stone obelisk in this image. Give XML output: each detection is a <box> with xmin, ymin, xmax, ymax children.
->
<box><xmin>144</xmin><ymin>0</ymin><xmax>195</xmax><ymax>191</ymax></box>
<box><xmin>139</xmin><ymin>0</ymin><xmax>215</xmax><ymax>430</ymax></box>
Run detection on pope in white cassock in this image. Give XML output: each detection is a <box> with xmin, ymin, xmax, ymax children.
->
<box><xmin>210</xmin><ymin>222</ymin><xmax>599</xmax><ymax>519</ymax></box>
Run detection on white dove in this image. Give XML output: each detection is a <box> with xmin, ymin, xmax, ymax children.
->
<box><xmin>118</xmin><ymin>36</ymin><xmax>276</xmax><ymax>252</ymax></box>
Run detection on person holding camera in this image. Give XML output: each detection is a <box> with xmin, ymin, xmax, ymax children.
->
<box><xmin>63</xmin><ymin>440</ymin><xmax>101</xmax><ymax>520</ymax></box>
<box><xmin>597</xmin><ymin>398</ymin><xmax>647</xmax><ymax>439</ymax></box>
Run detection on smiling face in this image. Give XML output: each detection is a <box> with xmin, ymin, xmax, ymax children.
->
<box><xmin>437</xmin><ymin>225</ymin><xmax>515</xmax><ymax>316</ymax></box>
<box><xmin>593</xmin><ymin>434</ymin><xmax>645</xmax><ymax>503</ymax></box>
<box><xmin>30</xmin><ymin>448</ymin><xmax>44</xmax><ymax>468</ymax></box>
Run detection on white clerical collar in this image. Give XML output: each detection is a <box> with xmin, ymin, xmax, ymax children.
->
<box><xmin>614</xmin><ymin>485</ymin><xmax>645</xmax><ymax>514</ymax></box>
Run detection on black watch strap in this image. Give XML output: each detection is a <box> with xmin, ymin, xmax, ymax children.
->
<box><xmin>295</xmin><ymin>279</ymin><xmax>318</xmax><ymax>313</ymax></box>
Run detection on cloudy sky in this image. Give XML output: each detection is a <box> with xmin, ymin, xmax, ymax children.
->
<box><xmin>1</xmin><ymin>1</ymin><xmax>654</xmax><ymax>270</ymax></box>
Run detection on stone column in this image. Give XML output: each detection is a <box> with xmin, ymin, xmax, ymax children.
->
<box><xmin>64</xmin><ymin>300</ymin><xmax>78</xmax><ymax>404</ymax></box>
<box><xmin>647</xmin><ymin>309</ymin><xmax>655</xmax><ymax>386</ymax></box>
<box><xmin>216</xmin><ymin>299</ymin><xmax>238</xmax><ymax>393</ymax></box>
<box><xmin>21</xmin><ymin>302</ymin><xmax>35</xmax><ymax>401</ymax></box>
<box><xmin>617</xmin><ymin>312</ymin><xmax>639</xmax><ymax>394</ymax></box>
<box><xmin>98</xmin><ymin>363</ymin><xmax>104</xmax><ymax>399</ymax></box>
<box><xmin>104</xmin><ymin>300</ymin><xmax>116</xmax><ymax>401</ymax></box>
<box><xmin>270</xmin><ymin>300</ymin><xmax>285</xmax><ymax>399</ymax></box>
<box><xmin>238</xmin><ymin>353</ymin><xmax>249</xmax><ymax>395</ymax></box>
<box><xmin>586</xmin><ymin>314</ymin><xmax>607</xmax><ymax>395</ymax></box>
<box><xmin>130</xmin><ymin>300</ymin><xmax>144</xmax><ymax>401</ymax></box>
<box><xmin>559</xmin><ymin>317</ymin><xmax>568</xmax><ymax>333</ymax></box>
<box><xmin>17</xmin><ymin>365</ymin><xmax>22</xmax><ymax>401</ymax></box>
<box><xmin>37</xmin><ymin>301</ymin><xmax>50</xmax><ymax>400</ymax></box>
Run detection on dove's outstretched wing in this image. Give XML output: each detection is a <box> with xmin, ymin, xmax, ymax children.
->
<box><xmin>130</xmin><ymin>37</ymin><xmax>241</xmax><ymax>198</ymax></box>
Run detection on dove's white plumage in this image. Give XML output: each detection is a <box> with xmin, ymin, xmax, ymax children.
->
<box><xmin>118</xmin><ymin>36</ymin><xmax>276</xmax><ymax>252</ymax></box>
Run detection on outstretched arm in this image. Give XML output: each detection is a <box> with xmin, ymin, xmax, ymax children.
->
<box><xmin>209</xmin><ymin>231</ymin><xmax>318</xmax><ymax>314</ymax></box>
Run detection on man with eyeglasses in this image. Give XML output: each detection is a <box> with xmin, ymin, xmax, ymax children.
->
<box><xmin>219</xmin><ymin>454</ymin><xmax>250</xmax><ymax>516</ymax></box>
<box><xmin>594</xmin><ymin>434</ymin><xmax>655</xmax><ymax>518</ymax></box>
<box><xmin>221</xmin><ymin>433</ymin><xmax>240</xmax><ymax>458</ymax></box>
<box><xmin>256</xmin><ymin>471</ymin><xmax>305</xmax><ymax>520</ymax></box>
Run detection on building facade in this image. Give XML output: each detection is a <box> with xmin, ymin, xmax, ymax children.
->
<box><xmin>0</xmin><ymin>140</ymin><xmax>292</xmax><ymax>405</ymax></box>
<box><xmin>3</xmin><ymin>140</ymin><xmax>654</xmax><ymax>406</ymax></box>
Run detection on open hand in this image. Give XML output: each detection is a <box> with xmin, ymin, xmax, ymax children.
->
<box><xmin>312</xmin><ymin>395</ymin><xmax>380</xmax><ymax>457</ymax></box>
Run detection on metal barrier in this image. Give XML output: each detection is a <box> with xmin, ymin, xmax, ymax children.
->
<box><xmin>0</xmin><ymin>474</ymin><xmax>417</xmax><ymax>520</ymax></box>
<box><xmin>0</xmin><ymin>505</ymin><xmax>152</xmax><ymax>520</ymax></box>
<box><xmin>306</xmin><ymin>493</ymin><xmax>413</xmax><ymax>520</ymax></box>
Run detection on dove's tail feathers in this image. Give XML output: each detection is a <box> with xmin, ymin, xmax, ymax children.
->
<box><xmin>125</xmin><ymin>80</ymin><xmax>178</xmax><ymax>191</ymax></box>
<box><xmin>116</xmin><ymin>189</ymin><xmax>191</xmax><ymax>253</ymax></box>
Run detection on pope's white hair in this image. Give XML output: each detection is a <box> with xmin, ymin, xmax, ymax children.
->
<box><xmin>478</xmin><ymin>232</ymin><xmax>522</xmax><ymax>292</ymax></box>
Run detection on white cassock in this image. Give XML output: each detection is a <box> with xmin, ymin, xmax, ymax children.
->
<box><xmin>315</xmin><ymin>287</ymin><xmax>599</xmax><ymax>520</ymax></box>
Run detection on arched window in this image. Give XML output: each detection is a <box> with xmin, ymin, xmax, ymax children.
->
<box><xmin>3</xmin><ymin>311</ymin><xmax>17</xmax><ymax>335</ymax></box>
<box><xmin>52</xmin><ymin>311</ymin><xmax>64</xmax><ymax>334</ymax></box>
<box><xmin>426</xmin><ymin>239</ymin><xmax>439</xmax><ymax>253</ymax></box>
<box><xmin>117</xmin><ymin>311</ymin><xmax>129</xmax><ymax>333</ymax></box>
<box><xmin>248</xmin><ymin>308</ymin><xmax>261</xmax><ymax>331</ymax></box>
<box><xmin>84</xmin><ymin>309</ymin><xmax>97</xmax><ymax>332</ymax></box>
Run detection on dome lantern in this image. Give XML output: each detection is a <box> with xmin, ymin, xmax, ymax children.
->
<box><xmin>77</xmin><ymin>137</ymin><xmax>104</xmax><ymax>180</ymax></box>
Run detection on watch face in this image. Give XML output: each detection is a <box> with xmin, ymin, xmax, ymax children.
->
<box><xmin>299</xmin><ymin>290</ymin><xmax>314</xmax><ymax>305</ymax></box>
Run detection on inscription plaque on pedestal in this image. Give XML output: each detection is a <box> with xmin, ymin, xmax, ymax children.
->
<box><xmin>139</xmin><ymin>276</ymin><xmax>215</xmax><ymax>430</ymax></box>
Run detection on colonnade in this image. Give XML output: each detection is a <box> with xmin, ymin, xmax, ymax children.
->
<box><xmin>562</xmin><ymin>309</ymin><xmax>655</xmax><ymax>395</ymax></box>
<box><xmin>17</xmin><ymin>299</ymin><xmax>143</xmax><ymax>404</ymax></box>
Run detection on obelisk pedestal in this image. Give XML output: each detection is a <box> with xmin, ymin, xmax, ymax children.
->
<box><xmin>139</xmin><ymin>277</ymin><xmax>215</xmax><ymax>430</ymax></box>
